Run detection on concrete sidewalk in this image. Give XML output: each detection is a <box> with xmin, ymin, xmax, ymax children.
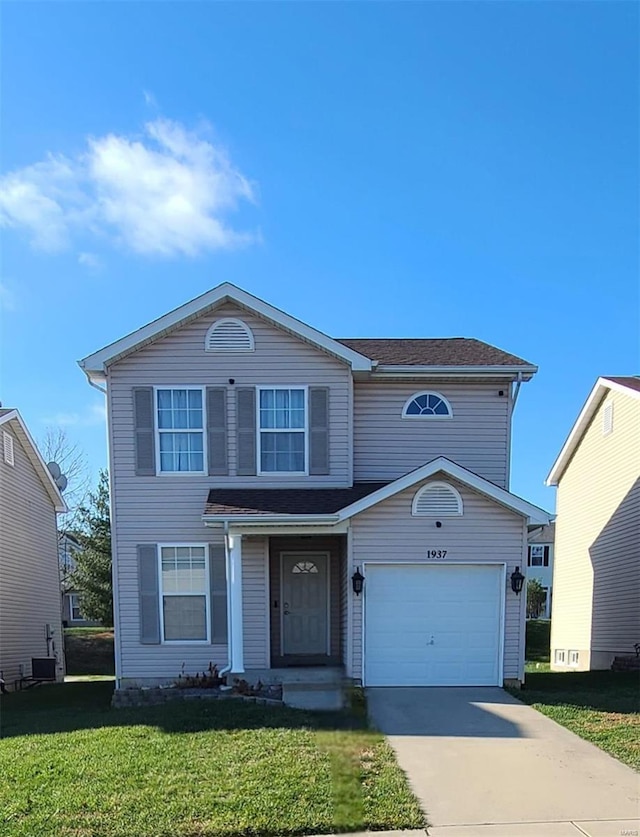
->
<box><xmin>367</xmin><ymin>687</ymin><xmax>639</xmax><ymax>837</ymax></box>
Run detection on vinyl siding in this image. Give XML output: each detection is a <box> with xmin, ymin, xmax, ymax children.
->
<box><xmin>353</xmin><ymin>381</ymin><xmax>510</xmax><ymax>486</ymax></box>
<box><xmin>348</xmin><ymin>477</ymin><xmax>527</xmax><ymax>682</ymax></box>
<box><xmin>108</xmin><ymin>303</ymin><xmax>351</xmax><ymax>683</ymax></box>
<box><xmin>551</xmin><ymin>390</ymin><xmax>640</xmax><ymax>670</ymax></box>
<box><xmin>0</xmin><ymin>423</ymin><xmax>64</xmax><ymax>684</ymax></box>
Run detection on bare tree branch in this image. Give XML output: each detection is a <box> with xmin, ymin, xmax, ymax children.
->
<box><xmin>39</xmin><ymin>427</ymin><xmax>91</xmax><ymax>528</ymax></box>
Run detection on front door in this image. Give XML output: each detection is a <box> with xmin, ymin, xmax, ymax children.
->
<box><xmin>281</xmin><ymin>552</ymin><xmax>329</xmax><ymax>656</ymax></box>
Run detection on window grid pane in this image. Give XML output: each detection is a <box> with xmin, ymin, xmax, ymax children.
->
<box><xmin>163</xmin><ymin>595</ymin><xmax>207</xmax><ymax>641</ymax></box>
<box><xmin>260</xmin><ymin>431</ymin><xmax>305</xmax><ymax>472</ymax></box>
<box><xmin>161</xmin><ymin>546</ymin><xmax>207</xmax><ymax>594</ymax></box>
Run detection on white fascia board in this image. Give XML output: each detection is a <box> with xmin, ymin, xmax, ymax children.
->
<box><xmin>202</xmin><ymin>513</ymin><xmax>341</xmax><ymax>527</ymax></box>
<box><xmin>0</xmin><ymin>411</ymin><xmax>68</xmax><ymax>512</ymax></box>
<box><xmin>337</xmin><ymin>456</ymin><xmax>551</xmax><ymax>525</ymax></box>
<box><xmin>79</xmin><ymin>282</ymin><xmax>373</xmax><ymax>378</ymax></box>
<box><xmin>373</xmin><ymin>365</ymin><xmax>538</xmax><ymax>379</ymax></box>
<box><xmin>546</xmin><ymin>376</ymin><xmax>640</xmax><ymax>486</ymax></box>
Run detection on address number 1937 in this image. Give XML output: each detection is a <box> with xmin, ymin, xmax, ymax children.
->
<box><xmin>427</xmin><ymin>549</ymin><xmax>448</xmax><ymax>559</ymax></box>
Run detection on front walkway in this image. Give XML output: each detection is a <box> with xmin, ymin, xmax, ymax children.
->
<box><xmin>367</xmin><ymin>687</ymin><xmax>639</xmax><ymax>837</ymax></box>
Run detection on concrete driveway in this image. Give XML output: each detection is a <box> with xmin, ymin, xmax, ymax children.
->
<box><xmin>367</xmin><ymin>687</ymin><xmax>639</xmax><ymax>837</ymax></box>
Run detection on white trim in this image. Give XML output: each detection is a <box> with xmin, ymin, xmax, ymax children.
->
<box><xmin>263</xmin><ymin>539</ymin><xmax>271</xmax><ymax>669</ymax></box>
<box><xmin>153</xmin><ymin>386</ymin><xmax>207</xmax><ymax>476</ymax></box>
<box><xmin>401</xmin><ymin>390</ymin><xmax>453</xmax><ymax>419</ymax></box>
<box><xmin>106</xmin><ymin>374</ymin><xmax>122</xmax><ymax>687</ymax></box>
<box><xmin>373</xmin><ymin>364</ymin><xmax>537</xmax><ymax>378</ymax></box>
<box><xmin>337</xmin><ymin>457</ymin><xmax>551</xmax><ymax>525</ymax></box>
<box><xmin>280</xmin><ymin>551</ymin><xmax>331</xmax><ymax>657</ymax></box>
<box><xmin>157</xmin><ymin>543</ymin><xmax>211</xmax><ymax>645</ymax></box>
<box><xmin>547</xmin><ymin>377</ymin><xmax>640</xmax><ymax>485</ymax></box>
<box><xmin>361</xmin><ymin>560</ymin><xmax>506</xmax><ymax>687</ymax></box>
<box><xmin>0</xmin><ymin>410</ymin><xmax>67</xmax><ymax>512</ymax></box>
<box><xmin>256</xmin><ymin>386</ymin><xmax>309</xmax><ymax>477</ymax></box>
<box><xmin>3</xmin><ymin>431</ymin><xmax>14</xmax><ymax>466</ymax></box>
<box><xmin>68</xmin><ymin>593</ymin><xmax>84</xmax><ymax>623</ymax></box>
<box><xmin>411</xmin><ymin>481</ymin><xmax>464</xmax><ymax>517</ymax></box>
<box><xmin>345</xmin><ymin>526</ymin><xmax>354</xmax><ymax>678</ymax></box>
<box><xmin>78</xmin><ymin>282</ymin><xmax>373</xmax><ymax>379</ymax></box>
<box><xmin>228</xmin><ymin>533</ymin><xmax>244</xmax><ymax>673</ymax></box>
<box><xmin>204</xmin><ymin>318</ymin><xmax>255</xmax><ymax>353</ymax></box>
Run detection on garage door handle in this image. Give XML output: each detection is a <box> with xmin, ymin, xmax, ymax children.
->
<box><xmin>427</xmin><ymin>636</ymin><xmax>435</xmax><ymax>645</ymax></box>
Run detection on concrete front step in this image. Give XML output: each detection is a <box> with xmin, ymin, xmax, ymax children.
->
<box><xmin>282</xmin><ymin>681</ymin><xmax>344</xmax><ymax>710</ymax></box>
<box><xmin>242</xmin><ymin>666</ymin><xmax>345</xmax><ymax>685</ymax></box>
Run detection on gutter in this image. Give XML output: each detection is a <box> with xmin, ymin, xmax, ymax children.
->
<box><xmin>203</xmin><ymin>513</ymin><xmax>341</xmax><ymax>527</ymax></box>
<box><xmin>372</xmin><ymin>365</ymin><xmax>537</xmax><ymax>379</ymax></box>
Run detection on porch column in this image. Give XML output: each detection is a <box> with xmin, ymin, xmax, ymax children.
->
<box><xmin>228</xmin><ymin>533</ymin><xmax>244</xmax><ymax>673</ymax></box>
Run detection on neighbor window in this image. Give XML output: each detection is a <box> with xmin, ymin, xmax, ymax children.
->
<box><xmin>569</xmin><ymin>650</ymin><xmax>580</xmax><ymax>666</ymax></box>
<box><xmin>258</xmin><ymin>388</ymin><xmax>306</xmax><ymax>473</ymax></box>
<box><xmin>69</xmin><ymin>594</ymin><xmax>83</xmax><ymax>622</ymax></box>
<box><xmin>554</xmin><ymin>649</ymin><xmax>566</xmax><ymax>665</ymax></box>
<box><xmin>528</xmin><ymin>545</ymin><xmax>549</xmax><ymax>567</ymax></box>
<box><xmin>157</xmin><ymin>389</ymin><xmax>204</xmax><ymax>473</ymax></box>
<box><xmin>160</xmin><ymin>546</ymin><xmax>209</xmax><ymax>642</ymax></box>
<box><xmin>402</xmin><ymin>391</ymin><xmax>452</xmax><ymax>418</ymax></box>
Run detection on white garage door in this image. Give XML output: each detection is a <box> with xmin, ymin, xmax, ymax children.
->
<box><xmin>364</xmin><ymin>564</ymin><xmax>503</xmax><ymax>686</ymax></box>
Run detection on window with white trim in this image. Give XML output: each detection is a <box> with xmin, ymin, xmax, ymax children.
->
<box><xmin>157</xmin><ymin>389</ymin><xmax>204</xmax><ymax>473</ymax></box>
<box><xmin>412</xmin><ymin>482</ymin><xmax>463</xmax><ymax>516</ymax></box>
<box><xmin>205</xmin><ymin>318</ymin><xmax>254</xmax><ymax>353</ymax></box>
<box><xmin>403</xmin><ymin>391</ymin><xmax>452</xmax><ymax>418</ymax></box>
<box><xmin>528</xmin><ymin>545</ymin><xmax>549</xmax><ymax>567</ymax></box>
<box><xmin>69</xmin><ymin>594</ymin><xmax>84</xmax><ymax>622</ymax></box>
<box><xmin>258</xmin><ymin>388</ymin><xmax>306</xmax><ymax>473</ymax></box>
<box><xmin>602</xmin><ymin>401</ymin><xmax>613</xmax><ymax>436</ymax></box>
<box><xmin>160</xmin><ymin>546</ymin><xmax>209</xmax><ymax>642</ymax></box>
<box><xmin>568</xmin><ymin>650</ymin><xmax>580</xmax><ymax>667</ymax></box>
<box><xmin>554</xmin><ymin>649</ymin><xmax>566</xmax><ymax>665</ymax></box>
<box><xmin>3</xmin><ymin>431</ymin><xmax>14</xmax><ymax>466</ymax></box>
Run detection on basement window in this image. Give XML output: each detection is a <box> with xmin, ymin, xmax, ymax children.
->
<box><xmin>554</xmin><ymin>649</ymin><xmax>566</xmax><ymax>666</ymax></box>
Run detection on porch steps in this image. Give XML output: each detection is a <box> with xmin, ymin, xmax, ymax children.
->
<box><xmin>240</xmin><ymin>667</ymin><xmax>346</xmax><ymax>710</ymax></box>
<box><xmin>281</xmin><ymin>681</ymin><xmax>345</xmax><ymax>711</ymax></box>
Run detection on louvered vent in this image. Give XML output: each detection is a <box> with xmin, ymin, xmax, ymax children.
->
<box><xmin>412</xmin><ymin>482</ymin><xmax>463</xmax><ymax>517</ymax></box>
<box><xmin>205</xmin><ymin>319</ymin><xmax>255</xmax><ymax>353</ymax></box>
<box><xmin>3</xmin><ymin>431</ymin><xmax>14</xmax><ymax>467</ymax></box>
<box><xmin>602</xmin><ymin>402</ymin><xmax>613</xmax><ymax>436</ymax></box>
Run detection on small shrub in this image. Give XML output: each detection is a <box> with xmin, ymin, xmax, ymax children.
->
<box><xmin>175</xmin><ymin>662</ymin><xmax>222</xmax><ymax>689</ymax></box>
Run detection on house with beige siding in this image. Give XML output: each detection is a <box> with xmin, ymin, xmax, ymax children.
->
<box><xmin>547</xmin><ymin>377</ymin><xmax>640</xmax><ymax>671</ymax></box>
<box><xmin>0</xmin><ymin>409</ymin><xmax>67</xmax><ymax>687</ymax></box>
<box><xmin>79</xmin><ymin>283</ymin><xmax>550</xmax><ymax>700</ymax></box>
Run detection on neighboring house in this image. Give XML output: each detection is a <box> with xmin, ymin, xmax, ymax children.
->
<box><xmin>547</xmin><ymin>376</ymin><xmax>640</xmax><ymax>671</ymax></box>
<box><xmin>59</xmin><ymin>533</ymin><xmax>101</xmax><ymax>627</ymax></box>
<box><xmin>0</xmin><ymin>409</ymin><xmax>67</xmax><ymax>685</ymax></box>
<box><xmin>526</xmin><ymin>523</ymin><xmax>555</xmax><ymax>619</ymax></box>
<box><xmin>79</xmin><ymin>283</ymin><xmax>550</xmax><ymax>694</ymax></box>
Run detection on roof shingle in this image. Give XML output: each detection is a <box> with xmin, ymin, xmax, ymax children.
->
<box><xmin>336</xmin><ymin>338</ymin><xmax>533</xmax><ymax>367</ymax></box>
<box><xmin>204</xmin><ymin>483</ymin><xmax>389</xmax><ymax>516</ymax></box>
<box><xmin>602</xmin><ymin>376</ymin><xmax>640</xmax><ymax>393</ymax></box>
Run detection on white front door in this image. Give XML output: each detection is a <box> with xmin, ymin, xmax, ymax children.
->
<box><xmin>281</xmin><ymin>552</ymin><xmax>329</xmax><ymax>655</ymax></box>
<box><xmin>365</xmin><ymin>563</ymin><xmax>503</xmax><ymax>686</ymax></box>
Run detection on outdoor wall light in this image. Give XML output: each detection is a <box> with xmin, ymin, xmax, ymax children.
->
<box><xmin>510</xmin><ymin>566</ymin><xmax>525</xmax><ymax>595</ymax></box>
<box><xmin>352</xmin><ymin>568</ymin><xmax>364</xmax><ymax>596</ymax></box>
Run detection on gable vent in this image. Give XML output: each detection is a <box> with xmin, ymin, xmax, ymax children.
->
<box><xmin>3</xmin><ymin>431</ymin><xmax>14</xmax><ymax>467</ymax></box>
<box><xmin>412</xmin><ymin>481</ymin><xmax>463</xmax><ymax>517</ymax></box>
<box><xmin>205</xmin><ymin>318</ymin><xmax>254</xmax><ymax>353</ymax></box>
<box><xmin>602</xmin><ymin>401</ymin><xmax>613</xmax><ymax>436</ymax></box>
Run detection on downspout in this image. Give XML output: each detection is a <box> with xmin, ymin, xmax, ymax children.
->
<box><xmin>511</xmin><ymin>371</ymin><xmax>523</xmax><ymax>411</ymax></box>
<box><xmin>219</xmin><ymin>521</ymin><xmax>233</xmax><ymax>679</ymax></box>
<box><xmin>88</xmin><ymin>377</ymin><xmax>107</xmax><ymax>395</ymax></box>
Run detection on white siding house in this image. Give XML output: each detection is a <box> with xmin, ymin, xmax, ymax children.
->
<box><xmin>0</xmin><ymin>410</ymin><xmax>67</xmax><ymax>686</ymax></box>
<box><xmin>79</xmin><ymin>283</ymin><xmax>550</xmax><ymax>695</ymax></box>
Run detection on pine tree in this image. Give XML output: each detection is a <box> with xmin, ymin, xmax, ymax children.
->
<box><xmin>72</xmin><ymin>470</ymin><xmax>113</xmax><ymax>626</ymax></box>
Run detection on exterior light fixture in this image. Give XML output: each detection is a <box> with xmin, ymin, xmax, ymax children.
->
<box><xmin>510</xmin><ymin>566</ymin><xmax>525</xmax><ymax>595</ymax></box>
<box><xmin>352</xmin><ymin>568</ymin><xmax>364</xmax><ymax>596</ymax></box>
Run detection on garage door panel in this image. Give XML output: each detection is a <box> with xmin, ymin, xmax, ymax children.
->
<box><xmin>364</xmin><ymin>564</ymin><xmax>503</xmax><ymax>687</ymax></box>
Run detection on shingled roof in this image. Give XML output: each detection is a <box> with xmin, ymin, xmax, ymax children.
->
<box><xmin>336</xmin><ymin>338</ymin><xmax>533</xmax><ymax>367</ymax></box>
<box><xmin>602</xmin><ymin>376</ymin><xmax>640</xmax><ymax>393</ymax></box>
<box><xmin>204</xmin><ymin>483</ymin><xmax>389</xmax><ymax>516</ymax></box>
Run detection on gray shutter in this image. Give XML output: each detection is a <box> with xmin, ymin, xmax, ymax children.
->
<box><xmin>138</xmin><ymin>544</ymin><xmax>160</xmax><ymax>644</ymax></box>
<box><xmin>309</xmin><ymin>387</ymin><xmax>330</xmax><ymax>475</ymax></box>
<box><xmin>209</xmin><ymin>544</ymin><xmax>228</xmax><ymax>644</ymax></box>
<box><xmin>207</xmin><ymin>387</ymin><xmax>228</xmax><ymax>475</ymax></box>
<box><xmin>133</xmin><ymin>387</ymin><xmax>156</xmax><ymax>476</ymax></box>
<box><xmin>236</xmin><ymin>388</ymin><xmax>256</xmax><ymax>476</ymax></box>
<box><xmin>543</xmin><ymin>546</ymin><xmax>550</xmax><ymax>567</ymax></box>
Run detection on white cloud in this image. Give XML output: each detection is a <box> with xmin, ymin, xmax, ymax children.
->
<box><xmin>0</xmin><ymin>282</ymin><xmax>17</xmax><ymax>312</ymax></box>
<box><xmin>78</xmin><ymin>252</ymin><xmax>104</xmax><ymax>271</ymax></box>
<box><xmin>43</xmin><ymin>402</ymin><xmax>106</xmax><ymax>427</ymax></box>
<box><xmin>0</xmin><ymin>118</ymin><xmax>256</xmax><ymax>258</ymax></box>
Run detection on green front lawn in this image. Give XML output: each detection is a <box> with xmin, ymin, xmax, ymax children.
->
<box><xmin>64</xmin><ymin>627</ymin><xmax>115</xmax><ymax>675</ymax></box>
<box><xmin>0</xmin><ymin>682</ymin><xmax>424</xmax><ymax>837</ymax></box>
<box><xmin>516</xmin><ymin>670</ymin><xmax>640</xmax><ymax>770</ymax></box>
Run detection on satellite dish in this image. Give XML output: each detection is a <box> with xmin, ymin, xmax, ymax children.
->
<box><xmin>47</xmin><ymin>461</ymin><xmax>62</xmax><ymax>480</ymax></box>
<box><xmin>56</xmin><ymin>474</ymin><xmax>68</xmax><ymax>493</ymax></box>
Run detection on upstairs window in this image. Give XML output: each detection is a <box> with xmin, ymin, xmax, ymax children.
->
<box><xmin>156</xmin><ymin>389</ymin><xmax>205</xmax><ymax>473</ymax></box>
<box><xmin>258</xmin><ymin>388</ymin><xmax>306</xmax><ymax>473</ymax></box>
<box><xmin>205</xmin><ymin>318</ymin><xmax>254</xmax><ymax>353</ymax></box>
<box><xmin>412</xmin><ymin>481</ymin><xmax>463</xmax><ymax>516</ymax></box>
<box><xmin>403</xmin><ymin>391</ymin><xmax>452</xmax><ymax>419</ymax></box>
<box><xmin>528</xmin><ymin>545</ymin><xmax>550</xmax><ymax>567</ymax></box>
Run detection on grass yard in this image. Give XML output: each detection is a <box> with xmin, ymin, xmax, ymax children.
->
<box><xmin>0</xmin><ymin>681</ymin><xmax>424</xmax><ymax>837</ymax></box>
<box><xmin>516</xmin><ymin>670</ymin><xmax>640</xmax><ymax>770</ymax></box>
<box><xmin>524</xmin><ymin>619</ymin><xmax>551</xmax><ymax>672</ymax></box>
<box><xmin>64</xmin><ymin>627</ymin><xmax>115</xmax><ymax>676</ymax></box>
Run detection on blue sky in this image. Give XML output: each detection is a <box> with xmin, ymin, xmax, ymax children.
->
<box><xmin>1</xmin><ymin>1</ymin><xmax>638</xmax><ymax>511</ymax></box>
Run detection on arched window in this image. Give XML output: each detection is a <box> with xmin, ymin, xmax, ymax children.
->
<box><xmin>412</xmin><ymin>481</ymin><xmax>463</xmax><ymax>516</ymax></box>
<box><xmin>292</xmin><ymin>561</ymin><xmax>319</xmax><ymax>574</ymax></box>
<box><xmin>402</xmin><ymin>391</ymin><xmax>452</xmax><ymax>418</ymax></box>
<box><xmin>205</xmin><ymin>318</ymin><xmax>254</xmax><ymax>353</ymax></box>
